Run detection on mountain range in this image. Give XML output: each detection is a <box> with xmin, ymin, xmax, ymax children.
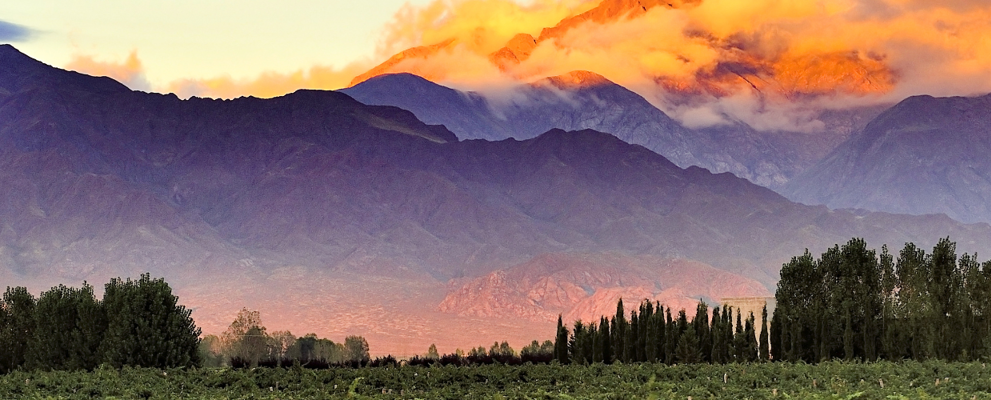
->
<box><xmin>4</xmin><ymin>43</ymin><xmax>991</xmax><ymax>354</ymax></box>
<box><xmin>343</xmin><ymin>72</ymin><xmax>887</xmax><ymax>188</ymax></box>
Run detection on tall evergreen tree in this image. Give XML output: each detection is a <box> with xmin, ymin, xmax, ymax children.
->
<box><xmin>600</xmin><ymin>316</ymin><xmax>613</xmax><ymax>363</ymax></box>
<box><xmin>759</xmin><ymin>304</ymin><xmax>769</xmax><ymax>361</ymax></box>
<box><xmin>733</xmin><ymin>311</ymin><xmax>745</xmax><ymax>362</ymax></box>
<box><xmin>554</xmin><ymin>315</ymin><xmax>569</xmax><ymax>364</ymax></box>
<box><xmin>769</xmin><ymin>306</ymin><xmax>782</xmax><ymax>362</ymax></box>
<box><xmin>674</xmin><ymin>325</ymin><xmax>701</xmax><ymax>364</ymax></box>
<box><xmin>710</xmin><ymin>306</ymin><xmax>724</xmax><ymax>363</ymax></box>
<box><xmin>692</xmin><ymin>301</ymin><xmax>711</xmax><ymax>363</ymax></box>
<box><xmin>664</xmin><ymin>308</ymin><xmax>677</xmax><ymax>364</ymax></box>
<box><xmin>613</xmin><ymin>299</ymin><xmax>627</xmax><ymax>363</ymax></box>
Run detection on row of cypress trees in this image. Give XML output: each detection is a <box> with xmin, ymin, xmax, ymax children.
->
<box><xmin>0</xmin><ymin>274</ymin><xmax>201</xmax><ymax>373</ymax></box>
<box><xmin>772</xmin><ymin>237</ymin><xmax>991</xmax><ymax>362</ymax></box>
<box><xmin>553</xmin><ymin>298</ymin><xmax>770</xmax><ymax>365</ymax></box>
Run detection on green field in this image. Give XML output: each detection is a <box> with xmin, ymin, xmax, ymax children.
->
<box><xmin>3</xmin><ymin>361</ymin><xmax>991</xmax><ymax>399</ymax></box>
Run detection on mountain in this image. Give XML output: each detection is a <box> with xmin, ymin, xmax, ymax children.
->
<box><xmin>343</xmin><ymin>72</ymin><xmax>884</xmax><ymax>187</ymax></box>
<box><xmin>3</xmin><ymin>44</ymin><xmax>989</xmax><ymax>354</ymax></box>
<box><xmin>784</xmin><ymin>94</ymin><xmax>991</xmax><ymax>224</ymax></box>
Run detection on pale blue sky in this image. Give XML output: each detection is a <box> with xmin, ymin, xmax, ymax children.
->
<box><xmin>0</xmin><ymin>0</ymin><xmax>436</xmax><ymax>87</ymax></box>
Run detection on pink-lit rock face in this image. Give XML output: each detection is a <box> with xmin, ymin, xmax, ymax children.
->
<box><xmin>439</xmin><ymin>253</ymin><xmax>769</xmax><ymax>323</ymax></box>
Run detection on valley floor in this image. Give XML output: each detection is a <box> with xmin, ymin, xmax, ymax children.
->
<box><xmin>3</xmin><ymin>361</ymin><xmax>991</xmax><ymax>399</ymax></box>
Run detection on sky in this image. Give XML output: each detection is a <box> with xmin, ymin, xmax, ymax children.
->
<box><xmin>4</xmin><ymin>0</ymin><xmax>991</xmax><ymax>131</ymax></box>
<box><xmin>0</xmin><ymin>0</ymin><xmax>438</xmax><ymax>93</ymax></box>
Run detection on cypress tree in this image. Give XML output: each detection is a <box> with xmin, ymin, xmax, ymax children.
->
<box><xmin>599</xmin><ymin>316</ymin><xmax>612</xmax><ymax>363</ymax></box>
<box><xmin>745</xmin><ymin>312</ymin><xmax>758</xmax><ymax>362</ymax></box>
<box><xmin>693</xmin><ymin>301</ymin><xmax>711</xmax><ymax>363</ymax></box>
<box><xmin>554</xmin><ymin>315</ymin><xmax>569</xmax><ymax>364</ymax></box>
<box><xmin>614</xmin><ymin>299</ymin><xmax>627</xmax><ymax>363</ymax></box>
<box><xmin>710</xmin><ymin>306</ymin><xmax>723</xmax><ymax>363</ymax></box>
<box><xmin>664</xmin><ymin>308</ymin><xmax>677</xmax><ymax>364</ymax></box>
<box><xmin>759</xmin><ymin>304</ymin><xmax>769</xmax><ymax>361</ymax></box>
<box><xmin>675</xmin><ymin>324</ymin><xmax>702</xmax><ymax>364</ymax></box>
<box><xmin>769</xmin><ymin>306</ymin><xmax>782</xmax><ymax>362</ymax></box>
<box><xmin>627</xmin><ymin>309</ymin><xmax>638</xmax><ymax>362</ymax></box>
<box><xmin>654</xmin><ymin>302</ymin><xmax>666</xmax><ymax>362</ymax></box>
<box><xmin>733</xmin><ymin>310</ymin><xmax>745</xmax><ymax>362</ymax></box>
<box><xmin>571</xmin><ymin>321</ymin><xmax>586</xmax><ymax>364</ymax></box>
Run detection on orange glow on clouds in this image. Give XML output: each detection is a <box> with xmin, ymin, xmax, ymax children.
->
<box><xmin>66</xmin><ymin>51</ymin><xmax>150</xmax><ymax>91</ymax></box>
<box><xmin>63</xmin><ymin>0</ymin><xmax>991</xmax><ymax>130</ymax></box>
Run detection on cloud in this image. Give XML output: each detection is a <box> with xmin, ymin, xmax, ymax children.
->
<box><xmin>58</xmin><ymin>0</ymin><xmax>991</xmax><ymax>132</ymax></box>
<box><xmin>0</xmin><ymin>20</ymin><xmax>35</xmax><ymax>42</ymax></box>
<box><xmin>66</xmin><ymin>51</ymin><xmax>151</xmax><ymax>91</ymax></box>
<box><xmin>165</xmin><ymin>63</ymin><xmax>368</xmax><ymax>99</ymax></box>
<box><xmin>64</xmin><ymin>51</ymin><xmax>369</xmax><ymax>99</ymax></box>
<box><xmin>357</xmin><ymin>0</ymin><xmax>991</xmax><ymax>131</ymax></box>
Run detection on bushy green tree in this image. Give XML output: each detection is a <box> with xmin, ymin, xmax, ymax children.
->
<box><xmin>28</xmin><ymin>283</ymin><xmax>105</xmax><ymax>371</ymax></box>
<box><xmin>0</xmin><ymin>286</ymin><xmax>35</xmax><ymax>373</ymax></box>
<box><xmin>101</xmin><ymin>274</ymin><xmax>200</xmax><ymax>368</ymax></box>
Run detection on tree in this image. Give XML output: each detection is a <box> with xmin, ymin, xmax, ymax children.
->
<box><xmin>101</xmin><ymin>274</ymin><xmax>200</xmax><ymax>368</ymax></box>
<box><xmin>674</xmin><ymin>325</ymin><xmax>701</xmax><ymax>364</ymax></box>
<box><xmin>267</xmin><ymin>330</ymin><xmax>297</xmax><ymax>362</ymax></box>
<box><xmin>554</xmin><ymin>315</ymin><xmax>569</xmax><ymax>364</ymax></box>
<box><xmin>0</xmin><ymin>286</ymin><xmax>35</xmax><ymax>373</ymax></box>
<box><xmin>221</xmin><ymin>308</ymin><xmax>268</xmax><ymax>366</ymax></box>
<box><xmin>344</xmin><ymin>335</ymin><xmax>370</xmax><ymax>363</ymax></box>
<box><xmin>759</xmin><ymin>304</ymin><xmax>769</xmax><ymax>361</ymax></box>
<box><xmin>427</xmin><ymin>343</ymin><xmax>440</xmax><ymax>360</ymax></box>
<box><xmin>199</xmin><ymin>335</ymin><xmax>225</xmax><ymax>367</ymax></box>
<box><xmin>29</xmin><ymin>283</ymin><xmax>105</xmax><ymax>370</ymax></box>
<box><xmin>692</xmin><ymin>301</ymin><xmax>711</xmax><ymax>363</ymax></box>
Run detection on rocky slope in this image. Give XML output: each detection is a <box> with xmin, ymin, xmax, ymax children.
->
<box><xmin>784</xmin><ymin>94</ymin><xmax>991</xmax><ymax>224</ymax></box>
<box><xmin>438</xmin><ymin>253</ymin><xmax>770</xmax><ymax>323</ymax></box>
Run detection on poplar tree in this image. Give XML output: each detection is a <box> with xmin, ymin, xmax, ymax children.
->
<box><xmin>613</xmin><ymin>300</ymin><xmax>628</xmax><ymax>363</ymax></box>
<box><xmin>554</xmin><ymin>315</ymin><xmax>569</xmax><ymax>364</ymax></box>
<box><xmin>759</xmin><ymin>305</ymin><xmax>769</xmax><ymax>361</ymax></box>
<box><xmin>710</xmin><ymin>306</ymin><xmax>724</xmax><ymax>363</ymax></box>
<box><xmin>693</xmin><ymin>301</ymin><xmax>711</xmax><ymax>363</ymax></box>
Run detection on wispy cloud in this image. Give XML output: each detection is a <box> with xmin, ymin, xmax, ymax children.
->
<box><xmin>65</xmin><ymin>50</ymin><xmax>369</xmax><ymax>99</ymax></box>
<box><xmin>0</xmin><ymin>20</ymin><xmax>34</xmax><ymax>42</ymax></box>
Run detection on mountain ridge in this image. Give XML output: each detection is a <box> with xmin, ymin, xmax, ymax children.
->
<box><xmin>784</xmin><ymin>93</ymin><xmax>991</xmax><ymax>224</ymax></box>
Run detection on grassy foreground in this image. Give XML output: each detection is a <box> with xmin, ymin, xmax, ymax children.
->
<box><xmin>3</xmin><ymin>361</ymin><xmax>991</xmax><ymax>399</ymax></box>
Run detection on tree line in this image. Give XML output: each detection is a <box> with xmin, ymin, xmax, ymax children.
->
<box><xmin>199</xmin><ymin>308</ymin><xmax>371</xmax><ymax>368</ymax></box>
<box><xmin>0</xmin><ymin>274</ymin><xmax>200</xmax><ymax>373</ymax></box>
<box><xmin>551</xmin><ymin>297</ymin><xmax>769</xmax><ymax>365</ymax></box>
<box><xmin>772</xmin><ymin>237</ymin><xmax>991</xmax><ymax>362</ymax></box>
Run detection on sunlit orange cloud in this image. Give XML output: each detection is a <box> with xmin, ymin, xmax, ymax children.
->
<box><xmin>164</xmin><ymin>63</ymin><xmax>369</xmax><ymax>99</ymax></box>
<box><xmin>66</xmin><ymin>51</ymin><xmax>369</xmax><ymax>99</ymax></box>
<box><xmin>362</xmin><ymin>0</ymin><xmax>991</xmax><ymax>130</ymax></box>
<box><xmin>66</xmin><ymin>51</ymin><xmax>151</xmax><ymax>91</ymax></box>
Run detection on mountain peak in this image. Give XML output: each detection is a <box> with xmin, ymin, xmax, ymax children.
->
<box><xmin>541</xmin><ymin>70</ymin><xmax>613</xmax><ymax>89</ymax></box>
<box><xmin>0</xmin><ymin>44</ymin><xmax>129</xmax><ymax>95</ymax></box>
<box><xmin>349</xmin><ymin>39</ymin><xmax>456</xmax><ymax>87</ymax></box>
